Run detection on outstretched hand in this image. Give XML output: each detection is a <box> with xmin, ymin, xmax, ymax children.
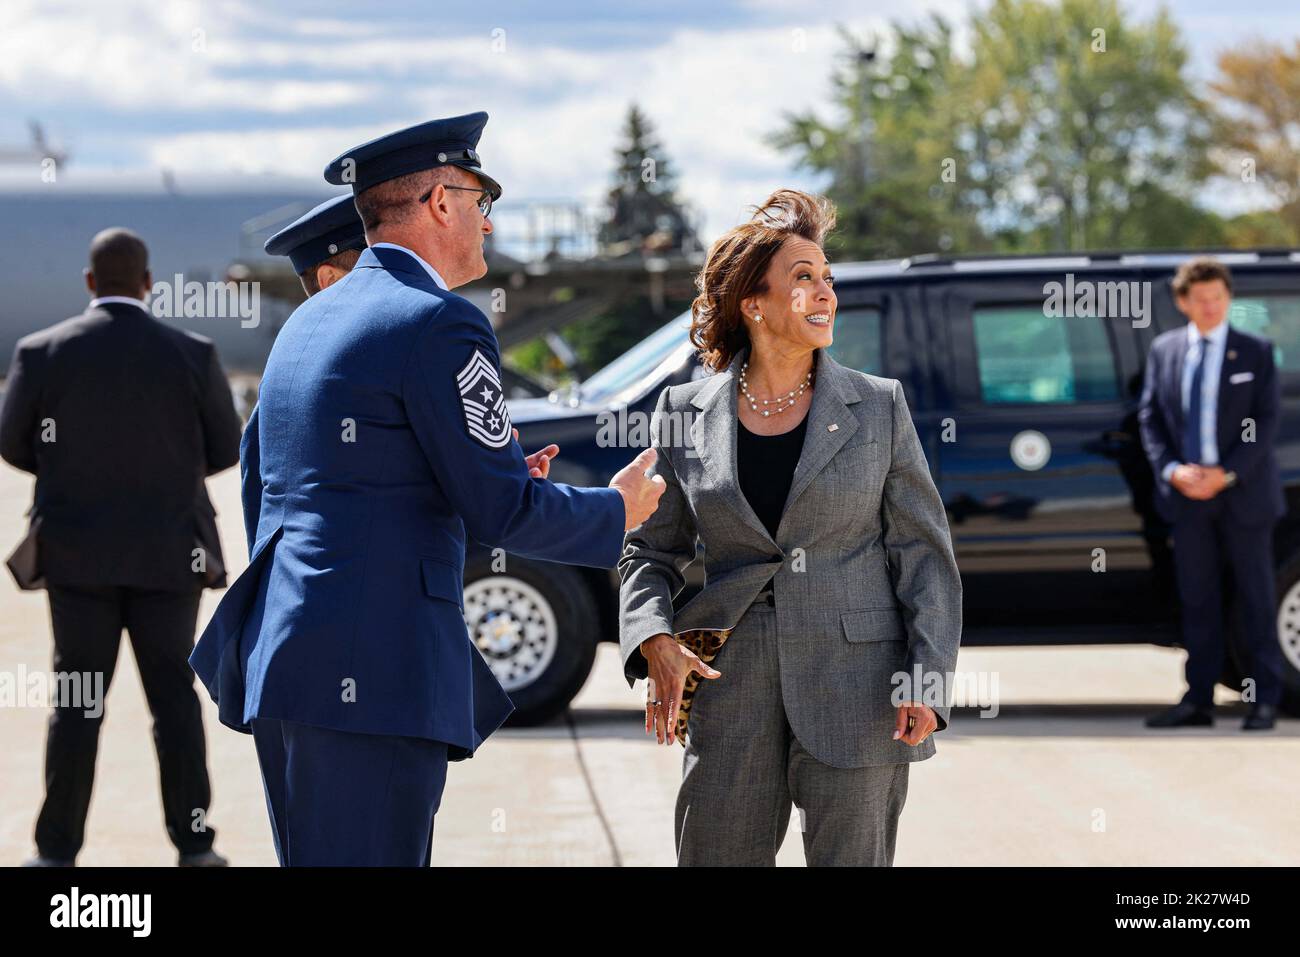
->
<box><xmin>513</xmin><ymin>427</ymin><xmax>559</xmax><ymax>479</ymax></box>
<box><xmin>610</xmin><ymin>448</ymin><xmax>667</xmax><ymax>530</ymax></box>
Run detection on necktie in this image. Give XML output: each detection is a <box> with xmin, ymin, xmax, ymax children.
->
<box><xmin>1183</xmin><ymin>336</ymin><xmax>1209</xmax><ymax>464</ymax></box>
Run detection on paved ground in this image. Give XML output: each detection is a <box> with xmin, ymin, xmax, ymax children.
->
<box><xmin>1</xmin><ymin>464</ymin><xmax>1297</xmax><ymax>866</ymax></box>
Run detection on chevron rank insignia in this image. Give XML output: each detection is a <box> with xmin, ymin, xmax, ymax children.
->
<box><xmin>456</xmin><ymin>348</ymin><xmax>512</xmax><ymax>449</ymax></box>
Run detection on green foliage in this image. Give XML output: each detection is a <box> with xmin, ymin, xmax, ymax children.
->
<box><xmin>773</xmin><ymin>17</ymin><xmax>985</xmax><ymax>259</ymax></box>
<box><xmin>773</xmin><ymin>0</ymin><xmax>1243</xmax><ymax>257</ymax></box>
<box><xmin>503</xmin><ymin>338</ymin><xmax>560</xmax><ymax>383</ymax></box>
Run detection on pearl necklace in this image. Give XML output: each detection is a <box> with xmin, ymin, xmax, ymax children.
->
<box><xmin>738</xmin><ymin>361</ymin><xmax>813</xmax><ymax>416</ymax></box>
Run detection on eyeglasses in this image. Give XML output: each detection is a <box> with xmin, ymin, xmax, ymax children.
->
<box><xmin>419</xmin><ymin>184</ymin><xmax>493</xmax><ymax>218</ymax></box>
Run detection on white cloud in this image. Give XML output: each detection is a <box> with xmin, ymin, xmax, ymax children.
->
<box><xmin>10</xmin><ymin>0</ymin><xmax>1287</xmax><ymax>246</ymax></box>
<box><xmin>144</xmin><ymin>125</ymin><xmax>365</xmax><ymax>179</ymax></box>
<box><xmin>139</xmin><ymin>18</ymin><xmax>891</xmax><ymax>240</ymax></box>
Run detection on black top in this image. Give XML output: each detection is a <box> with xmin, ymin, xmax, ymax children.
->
<box><xmin>736</xmin><ymin>414</ymin><xmax>809</xmax><ymax>539</ymax></box>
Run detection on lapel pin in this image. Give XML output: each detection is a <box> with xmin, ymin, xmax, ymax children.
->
<box><xmin>1227</xmin><ymin>349</ymin><xmax>1237</xmax><ymax>360</ymax></box>
<box><xmin>828</xmin><ymin>423</ymin><xmax>839</xmax><ymax>432</ymax></box>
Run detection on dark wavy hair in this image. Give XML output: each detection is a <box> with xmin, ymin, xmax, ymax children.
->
<box><xmin>1171</xmin><ymin>256</ymin><xmax>1233</xmax><ymax>297</ymax></box>
<box><xmin>689</xmin><ymin>189</ymin><xmax>837</xmax><ymax>372</ymax></box>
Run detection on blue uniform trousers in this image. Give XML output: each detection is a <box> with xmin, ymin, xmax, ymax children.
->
<box><xmin>251</xmin><ymin>717</ymin><xmax>449</xmax><ymax>866</ymax></box>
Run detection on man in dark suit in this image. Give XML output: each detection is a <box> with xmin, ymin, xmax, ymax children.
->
<box><xmin>0</xmin><ymin>227</ymin><xmax>243</xmax><ymax>865</ymax></box>
<box><xmin>1138</xmin><ymin>256</ymin><xmax>1285</xmax><ymax>731</ymax></box>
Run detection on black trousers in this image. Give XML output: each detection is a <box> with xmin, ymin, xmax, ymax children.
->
<box><xmin>1172</xmin><ymin>498</ymin><xmax>1284</xmax><ymax>708</ymax></box>
<box><xmin>35</xmin><ymin>585</ymin><xmax>216</xmax><ymax>860</ymax></box>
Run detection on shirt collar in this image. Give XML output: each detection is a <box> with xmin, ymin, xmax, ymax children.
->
<box><xmin>1187</xmin><ymin>318</ymin><xmax>1229</xmax><ymax>346</ymax></box>
<box><xmin>370</xmin><ymin>242</ymin><xmax>449</xmax><ymax>290</ymax></box>
<box><xmin>89</xmin><ymin>295</ymin><xmax>149</xmax><ymax>313</ymax></box>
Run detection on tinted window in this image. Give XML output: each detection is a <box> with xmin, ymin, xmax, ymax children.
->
<box><xmin>1228</xmin><ymin>294</ymin><xmax>1300</xmax><ymax>372</ymax></box>
<box><xmin>579</xmin><ymin>314</ymin><xmax>692</xmax><ymax>403</ymax></box>
<box><xmin>826</xmin><ymin>307</ymin><xmax>883</xmax><ymax>375</ymax></box>
<box><xmin>972</xmin><ymin>305</ymin><xmax>1119</xmax><ymax>404</ymax></box>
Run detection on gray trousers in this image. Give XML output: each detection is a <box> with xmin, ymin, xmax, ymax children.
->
<box><xmin>675</xmin><ymin>601</ymin><xmax>910</xmax><ymax>866</ymax></box>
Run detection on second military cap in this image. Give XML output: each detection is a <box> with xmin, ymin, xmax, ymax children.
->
<box><xmin>263</xmin><ymin>194</ymin><xmax>367</xmax><ymax>275</ymax></box>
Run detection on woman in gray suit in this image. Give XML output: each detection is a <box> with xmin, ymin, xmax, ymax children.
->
<box><xmin>618</xmin><ymin>189</ymin><xmax>962</xmax><ymax>866</ymax></box>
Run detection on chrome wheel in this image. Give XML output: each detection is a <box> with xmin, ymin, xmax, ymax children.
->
<box><xmin>1277</xmin><ymin>578</ymin><xmax>1300</xmax><ymax>674</ymax></box>
<box><xmin>463</xmin><ymin>576</ymin><xmax>559</xmax><ymax>692</ymax></box>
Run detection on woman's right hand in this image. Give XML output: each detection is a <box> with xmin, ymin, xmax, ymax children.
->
<box><xmin>640</xmin><ymin>634</ymin><xmax>721</xmax><ymax>745</ymax></box>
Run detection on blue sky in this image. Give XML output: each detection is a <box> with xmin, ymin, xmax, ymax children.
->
<box><xmin>1</xmin><ymin>0</ymin><xmax>1296</xmax><ymax>241</ymax></box>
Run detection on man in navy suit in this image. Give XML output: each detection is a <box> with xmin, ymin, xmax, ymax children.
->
<box><xmin>1138</xmin><ymin>257</ymin><xmax>1285</xmax><ymax>731</ymax></box>
<box><xmin>189</xmin><ymin>113</ymin><xmax>665</xmax><ymax>865</ymax></box>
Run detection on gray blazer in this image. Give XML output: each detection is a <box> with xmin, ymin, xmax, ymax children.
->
<box><xmin>618</xmin><ymin>345</ymin><xmax>962</xmax><ymax>767</ymax></box>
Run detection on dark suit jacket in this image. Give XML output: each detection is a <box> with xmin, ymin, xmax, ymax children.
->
<box><xmin>0</xmin><ymin>301</ymin><xmax>242</xmax><ymax>590</ymax></box>
<box><xmin>1138</xmin><ymin>323</ymin><xmax>1284</xmax><ymax>526</ymax></box>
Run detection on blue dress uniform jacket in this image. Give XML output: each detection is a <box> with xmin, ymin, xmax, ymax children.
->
<box><xmin>190</xmin><ymin>245</ymin><xmax>626</xmax><ymax>760</ymax></box>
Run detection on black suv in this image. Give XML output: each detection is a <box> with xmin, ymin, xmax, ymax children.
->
<box><xmin>465</xmin><ymin>249</ymin><xmax>1300</xmax><ymax>724</ymax></box>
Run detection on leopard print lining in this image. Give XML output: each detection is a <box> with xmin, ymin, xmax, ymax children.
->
<box><xmin>672</xmin><ymin>627</ymin><xmax>731</xmax><ymax>746</ymax></box>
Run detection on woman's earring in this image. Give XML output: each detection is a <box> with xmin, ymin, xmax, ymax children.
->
<box><xmin>753</xmin><ymin>313</ymin><xmax>763</xmax><ymax>322</ymax></box>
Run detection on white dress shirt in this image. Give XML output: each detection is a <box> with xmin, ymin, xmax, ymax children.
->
<box><xmin>1161</xmin><ymin>318</ymin><xmax>1229</xmax><ymax>482</ymax></box>
<box><xmin>370</xmin><ymin>242</ymin><xmax>449</xmax><ymax>291</ymax></box>
<box><xmin>88</xmin><ymin>295</ymin><xmax>150</xmax><ymax>313</ymax></box>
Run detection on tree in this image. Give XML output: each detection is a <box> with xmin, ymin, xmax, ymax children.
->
<box><xmin>1210</xmin><ymin>39</ymin><xmax>1300</xmax><ymax>243</ymax></box>
<box><xmin>599</xmin><ymin>104</ymin><xmax>699</xmax><ymax>257</ymax></box>
<box><xmin>962</xmin><ymin>0</ymin><xmax>1220</xmax><ymax>250</ymax></box>
<box><xmin>773</xmin><ymin>18</ymin><xmax>989</xmax><ymax>259</ymax></box>
<box><xmin>774</xmin><ymin>0</ymin><xmax>1225</xmax><ymax>256</ymax></box>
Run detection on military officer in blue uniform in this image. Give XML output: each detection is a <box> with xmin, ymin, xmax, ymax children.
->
<box><xmin>190</xmin><ymin>113</ymin><xmax>664</xmax><ymax>865</ymax></box>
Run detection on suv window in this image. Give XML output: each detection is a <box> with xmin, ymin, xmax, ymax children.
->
<box><xmin>972</xmin><ymin>305</ymin><xmax>1119</xmax><ymax>404</ymax></box>
<box><xmin>579</xmin><ymin>315</ymin><xmax>693</xmax><ymax>404</ymax></box>
<box><xmin>1228</xmin><ymin>294</ymin><xmax>1300</xmax><ymax>373</ymax></box>
<box><xmin>826</xmin><ymin>306</ymin><xmax>883</xmax><ymax>375</ymax></box>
